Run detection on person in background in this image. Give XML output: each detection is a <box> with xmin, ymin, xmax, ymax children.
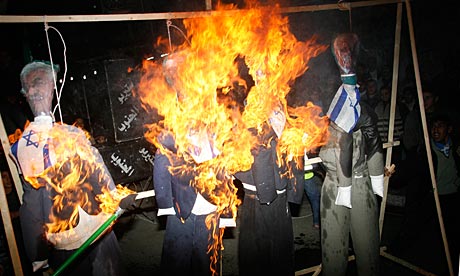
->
<box><xmin>402</xmin><ymin>84</ymin><xmax>440</xmax><ymax>154</ymax></box>
<box><xmin>361</xmin><ymin>78</ymin><xmax>380</xmax><ymax>109</ymax></box>
<box><xmin>10</xmin><ymin>61</ymin><xmax>128</xmax><ymax>275</ymax></box>
<box><xmin>303</xmin><ymin>148</ymin><xmax>324</xmax><ymax>229</ymax></box>
<box><xmin>319</xmin><ymin>33</ymin><xmax>384</xmax><ymax>276</ymax></box>
<box><xmin>374</xmin><ymin>85</ymin><xmax>408</xmax><ymax>146</ymax></box>
<box><xmin>303</xmin><ymin>88</ymin><xmax>325</xmax><ymax>229</ymax></box>
<box><xmin>374</xmin><ymin>85</ymin><xmax>409</xmax><ymax>189</ymax></box>
<box><xmin>399</xmin><ymin>85</ymin><xmax>417</xmax><ymax>112</ymax></box>
<box><xmin>429</xmin><ymin>115</ymin><xmax>459</xmax><ymax>275</ymax></box>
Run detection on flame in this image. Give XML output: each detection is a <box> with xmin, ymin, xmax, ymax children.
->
<box><xmin>138</xmin><ymin>2</ymin><xmax>329</xmax><ymax>274</ymax></box>
<box><xmin>24</xmin><ymin>123</ymin><xmax>134</xmax><ymax>235</ymax></box>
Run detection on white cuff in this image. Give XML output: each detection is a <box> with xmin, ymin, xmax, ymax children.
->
<box><xmin>335</xmin><ymin>186</ymin><xmax>352</xmax><ymax>208</ymax></box>
<box><xmin>219</xmin><ymin>218</ymin><xmax>236</xmax><ymax>228</ymax></box>
<box><xmin>157</xmin><ymin>207</ymin><xmax>176</xmax><ymax>216</ymax></box>
<box><xmin>370</xmin><ymin>174</ymin><xmax>384</xmax><ymax>197</ymax></box>
<box><xmin>32</xmin><ymin>259</ymin><xmax>48</xmax><ymax>272</ymax></box>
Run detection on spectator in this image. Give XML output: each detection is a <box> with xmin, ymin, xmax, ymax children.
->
<box><xmin>374</xmin><ymin>85</ymin><xmax>409</xmax><ymax>145</ymax></box>
<box><xmin>374</xmin><ymin>85</ymin><xmax>409</xmax><ymax>187</ymax></box>
<box><xmin>393</xmin><ymin>84</ymin><xmax>450</xmax><ymax>256</ymax></box>
<box><xmin>402</xmin><ymin>84</ymin><xmax>440</xmax><ymax>154</ymax></box>
<box><xmin>429</xmin><ymin>115</ymin><xmax>460</xmax><ymax>275</ymax></box>
<box><xmin>303</xmin><ymin>148</ymin><xmax>324</xmax><ymax>229</ymax></box>
<box><xmin>303</xmin><ymin>89</ymin><xmax>325</xmax><ymax>229</ymax></box>
<box><xmin>399</xmin><ymin>85</ymin><xmax>417</xmax><ymax>112</ymax></box>
<box><xmin>361</xmin><ymin>78</ymin><xmax>380</xmax><ymax>109</ymax></box>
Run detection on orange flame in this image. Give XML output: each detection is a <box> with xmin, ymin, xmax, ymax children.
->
<box><xmin>137</xmin><ymin>2</ymin><xmax>329</xmax><ymax>274</ymax></box>
<box><xmin>24</xmin><ymin>124</ymin><xmax>134</xmax><ymax>235</ymax></box>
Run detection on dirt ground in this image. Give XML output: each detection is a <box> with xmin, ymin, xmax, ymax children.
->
<box><xmin>114</xmin><ymin>190</ymin><xmax>452</xmax><ymax>276</ymax></box>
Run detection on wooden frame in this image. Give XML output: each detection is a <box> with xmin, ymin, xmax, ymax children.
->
<box><xmin>0</xmin><ymin>0</ymin><xmax>452</xmax><ymax>275</ymax></box>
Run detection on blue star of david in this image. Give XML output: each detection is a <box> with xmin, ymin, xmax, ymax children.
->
<box><xmin>23</xmin><ymin>130</ymin><xmax>40</xmax><ymax>148</ymax></box>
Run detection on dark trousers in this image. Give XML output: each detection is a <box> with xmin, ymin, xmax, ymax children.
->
<box><xmin>50</xmin><ymin>231</ymin><xmax>124</xmax><ymax>276</ymax></box>
<box><xmin>238</xmin><ymin>190</ymin><xmax>294</xmax><ymax>276</ymax></box>
<box><xmin>161</xmin><ymin>212</ymin><xmax>221</xmax><ymax>276</ymax></box>
<box><xmin>439</xmin><ymin>192</ymin><xmax>460</xmax><ymax>275</ymax></box>
<box><xmin>304</xmin><ymin>175</ymin><xmax>322</xmax><ymax>226</ymax></box>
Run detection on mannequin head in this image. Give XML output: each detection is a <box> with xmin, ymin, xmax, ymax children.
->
<box><xmin>332</xmin><ymin>33</ymin><xmax>360</xmax><ymax>77</ymax></box>
<box><xmin>20</xmin><ymin>61</ymin><xmax>57</xmax><ymax>117</ymax></box>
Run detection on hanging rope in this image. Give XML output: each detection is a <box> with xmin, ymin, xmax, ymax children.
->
<box><xmin>44</xmin><ymin>17</ymin><xmax>68</xmax><ymax>123</ymax></box>
<box><xmin>337</xmin><ymin>0</ymin><xmax>352</xmax><ymax>32</ymax></box>
<box><xmin>166</xmin><ymin>19</ymin><xmax>191</xmax><ymax>54</ymax></box>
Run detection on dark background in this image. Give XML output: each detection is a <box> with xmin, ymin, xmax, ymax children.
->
<box><xmin>1</xmin><ymin>0</ymin><xmax>459</xmax><ymax>185</ymax></box>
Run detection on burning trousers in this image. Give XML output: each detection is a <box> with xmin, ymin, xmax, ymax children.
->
<box><xmin>320</xmin><ymin>171</ymin><xmax>380</xmax><ymax>276</ymax></box>
<box><xmin>160</xmin><ymin>212</ymin><xmax>220</xmax><ymax>276</ymax></box>
<box><xmin>238</xmin><ymin>190</ymin><xmax>294</xmax><ymax>276</ymax></box>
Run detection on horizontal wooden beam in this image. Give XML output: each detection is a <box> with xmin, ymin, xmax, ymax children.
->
<box><xmin>0</xmin><ymin>0</ymin><xmax>403</xmax><ymax>23</ymax></box>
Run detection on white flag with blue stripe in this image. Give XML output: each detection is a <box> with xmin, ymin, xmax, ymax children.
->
<box><xmin>327</xmin><ymin>84</ymin><xmax>361</xmax><ymax>133</ymax></box>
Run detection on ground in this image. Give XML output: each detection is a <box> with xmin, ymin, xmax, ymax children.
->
<box><xmin>114</xmin><ymin>188</ymin><xmax>452</xmax><ymax>276</ymax></box>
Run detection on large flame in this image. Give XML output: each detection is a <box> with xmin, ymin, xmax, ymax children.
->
<box><xmin>24</xmin><ymin>124</ymin><xmax>134</xmax><ymax>235</ymax></box>
<box><xmin>138</xmin><ymin>2</ymin><xmax>329</xmax><ymax>274</ymax></box>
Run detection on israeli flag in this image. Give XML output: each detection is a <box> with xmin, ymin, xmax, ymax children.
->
<box><xmin>327</xmin><ymin>84</ymin><xmax>361</xmax><ymax>133</ymax></box>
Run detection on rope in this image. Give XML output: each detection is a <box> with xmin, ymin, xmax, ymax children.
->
<box><xmin>44</xmin><ymin>17</ymin><xmax>68</xmax><ymax>123</ymax></box>
<box><xmin>166</xmin><ymin>19</ymin><xmax>191</xmax><ymax>54</ymax></box>
<box><xmin>337</xmin><ymin>0</ymin><xmax>353</xmax><ymax>32</ymax></box>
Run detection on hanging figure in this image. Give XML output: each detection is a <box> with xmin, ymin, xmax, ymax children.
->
<box><xmin>319</xmin><ymin>33</ymin><xmax>384</xmax><ymax>276</ymax></box>
<box><xmin>10</xmin><ymin>61</ymin><xmax>127</xmax><ymax>275</ymax></box>
<box><xmin>235</xmin><ymin>107</ymin><xmax>304</xmax><ymax>276</ymax></box>
<box><xmin>152</xmin><ymin>53</ymin><xmax>237</xmax><ymax>276</ymax></box>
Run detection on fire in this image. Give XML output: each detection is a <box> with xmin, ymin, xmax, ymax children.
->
<box><xmin>24</xmin><ymin>123</ymin><xmax>134</xmax><ymax>236</ymax></box>
<box><xmin>137</xmin><ymin>2</ymin><xmax>329</xmax><ymax>274</ymax></box>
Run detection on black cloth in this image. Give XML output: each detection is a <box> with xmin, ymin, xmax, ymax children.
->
<box><xmin>153</xmin><ymin>138</ymin><xmax>197</xmax><ymax>220</ymax></box>
<box><xmin>234</xmin><ymin>135</ymin><xmax>301</xmax><ymax>204</ymax></box>
<box><xmin>49</xmin><ymin>231</ymin><xmax>124</xmax><ymax>276</ymax></box>
<box><xmin>238</xmin><ymin>191</ymin><xmax>294</xmax><ymax>276</ymax></box>
<box><xmin>0</xmin><ymin>100</ymin><xmax>30</xmax><ymax>137</ymax></box>
<box><xmin>160</xmin><ymin>213</ymin><xmax>221</xmax><ymax>276</ymax></box>
<box><xmin>234</xmin><ymin>124</ymin><xmax>299</xmax><ymax>276</ymax></box>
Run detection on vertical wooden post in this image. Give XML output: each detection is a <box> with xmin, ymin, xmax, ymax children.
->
<box><xmin>0</xmin><ymin>115</ymin><xmax>23</xmax><ymax>275</ymax></box>
<box><xmin>205</xmin><ymin>0</ymin><xmax>212</xmax><ymax>11</ymax></box>
<box><xmin>0</xmin><ymin>115</ymin><xmax>23</xmax><ymax>204</ymax></box>
<box><xmin>379</xmin><ymin>2</ymin><xmax>402</xmax><ymax>238</ymax></box>
<box><xmin>404</xmin><ymin>0</ymin><xmax>453</xmax><ymax>275</ymax></box>
<box><xmin>0</xmin><ymin>177</ymin><xmax>23</xmax><ymax>276</ymax></box>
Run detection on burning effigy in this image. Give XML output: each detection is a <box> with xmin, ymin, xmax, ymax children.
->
<box><xmin>137</xmin><ymin>2</ymin><xmax>329</xmax><ymax>275</ymax></box>
<box><xmin>10</xmin><ymin>61</ymin><xmax>134</xmax><ymax>275</ymax></box>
